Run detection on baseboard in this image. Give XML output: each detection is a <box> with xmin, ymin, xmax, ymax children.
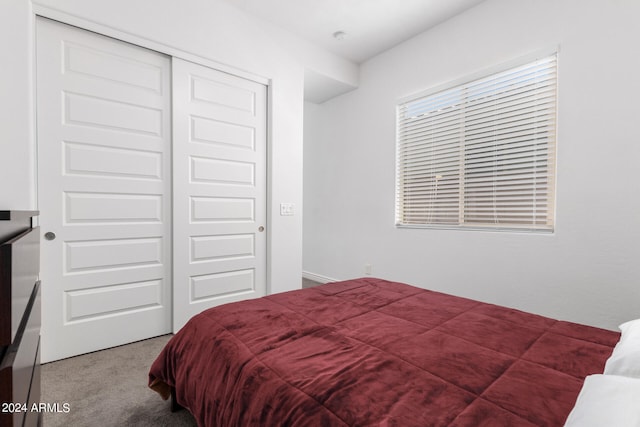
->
<box><xmin>302</xmin><ymin>271</ymin><xmax>340</xmax><ymax>284</ymax></box>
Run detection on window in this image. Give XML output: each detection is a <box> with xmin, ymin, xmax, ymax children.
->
<box><xmin>395</xmin><ymin>53</ymin><xmax>557</xmax><ymax>232</ymax></box>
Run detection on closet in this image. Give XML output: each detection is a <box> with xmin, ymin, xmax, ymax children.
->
<box><xmin>36</xmin><ymin>18</ymin><xmax>267</xmax><ymax>362</ymax></box>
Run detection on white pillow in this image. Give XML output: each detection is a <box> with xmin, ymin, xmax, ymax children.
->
<box><xmin>564</xmin><ymin>374</ymin><xmax>640</xmax><ymax>427</ymax></box>
<box><xmin>604</xmin><ymin>318</ymin><xmax>640</xmax><ymax>378</ymax></box>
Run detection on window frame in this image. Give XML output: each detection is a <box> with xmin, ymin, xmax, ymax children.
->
<box><xmin>395</xmin><ymin>48</ymin><xmax>559</xmax><ymax>233</ymax></box>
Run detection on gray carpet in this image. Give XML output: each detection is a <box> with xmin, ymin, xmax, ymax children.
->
<box><xmin>302</xmin><ymin>277</ymin><xmax>322</xmax><ymax>289</ymax></box>
<box><xmin>41</xmin><ymin>334</ymin><xmax>196</xmax><ymax>427</ymax></box>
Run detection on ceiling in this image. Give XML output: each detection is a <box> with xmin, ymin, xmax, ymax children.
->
<box><xmin>219</xmin><ymin>0</ymin><xmax>486</xmax><ymax>64</ymax></box>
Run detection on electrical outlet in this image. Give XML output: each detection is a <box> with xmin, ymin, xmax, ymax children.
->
<box><xmin>280</xmin><ymin>203</ymin><xmax>294</xmax><ymax>216</ymax></box>
<box><xmin>364</xmin><ymin>264</ymin><xmax>372</xmax><ymax>275</ymax></box>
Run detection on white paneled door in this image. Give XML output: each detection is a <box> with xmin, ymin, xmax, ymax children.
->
<box><xmin>172</xmin><ymin>59</ymin><xmax>267</xmax><ymax>331</ymax></box>
<box><xmin>37</xmin><ymin>18</ymin><xmax>172</xmax><ymax>362</ymax></box>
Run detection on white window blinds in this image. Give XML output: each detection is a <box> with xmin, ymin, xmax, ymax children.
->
<box><xmin>396</xmin><ymin>53</ymin><xmax>557</xmax><ymax>232</ymax></box>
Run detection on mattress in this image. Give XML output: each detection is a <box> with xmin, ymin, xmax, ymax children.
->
<box><xmin>149</xmin><ymin>278</ymin><xmax>619</xmax><ymax>426</ymax></box>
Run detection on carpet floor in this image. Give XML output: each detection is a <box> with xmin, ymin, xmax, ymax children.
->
<box><xmin>41</xmin><ymin>334</ymin><xmax>196</xmax><ymax>427</ymax></box>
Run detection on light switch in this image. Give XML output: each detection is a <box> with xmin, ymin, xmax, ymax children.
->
<box><xmin>280</xmin><ymin>203</ymin><xmax>294</xmax><ymax>216</ymax></box>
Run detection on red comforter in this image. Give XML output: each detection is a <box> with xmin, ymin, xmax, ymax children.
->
<box><xmin>149</xmin><ymin>278</ymin><xmax>618</xmax><ymax>426</ymax></box>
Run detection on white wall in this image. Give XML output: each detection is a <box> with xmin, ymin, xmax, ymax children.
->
<box><xmin>0</xmin><ymin>0</ymin><xmax>305</xmax><ymax>293</ymax></box>
<box><xmin>0</xmin><ymin>0</ymin><xmax>35</xmax><ymax>209</ymax></box>
<box><xmin>303</xmin><ymin>0</ymin><xmax>640</xmax><ymax>330</ymax></box>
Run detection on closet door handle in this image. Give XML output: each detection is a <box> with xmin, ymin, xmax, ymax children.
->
<box><xmin>44</xmin><ymin>231</ymin><xmax>56</xmax><ymax>241</ymax></box>
<box><xmin>258</xmin><ymin>226</ymin><xmax>265</xmax><ymax>232</ymax></box>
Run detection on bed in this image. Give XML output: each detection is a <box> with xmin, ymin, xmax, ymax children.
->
<box><xmin>148</xmin><ymin>278</ymin><xmax>621</xmax><ymax>426</ymax></box>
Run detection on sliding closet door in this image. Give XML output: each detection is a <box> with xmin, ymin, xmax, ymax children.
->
<box><xmin>37</xmin><ymin>18</ymin><xmax>172</xmax><ymax>362</ymax></box>
<box><xmin>172</xmin><ymin>59</ymin><xmax>267</xmax><ymax>331</ymax></box>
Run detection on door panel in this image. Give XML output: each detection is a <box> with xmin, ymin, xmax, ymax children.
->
<box><xmin>172</xmin><ymin>59</ymin><xmax>267</xmax><ymax>331</ymax></box>
<box><xmin>36</xmin><ymin>18</ymin><xmax>172</xmax><ymax>362</ymax></box>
